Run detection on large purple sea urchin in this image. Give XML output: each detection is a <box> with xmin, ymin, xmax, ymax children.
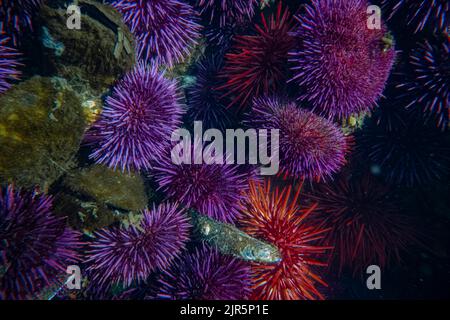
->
<box><xmin>289</xmin><ymin>0</ymin><xmax>396</xmax><ymax>120</ymax></box>
<box><xmin>0</xmin><ymin>37</ymin><xmax>21</xmax><ymax>94</ymax></box>
<box><xmin>157</xmin><ymin>245</ymin><xmax>252</xmax><ymax>300</ymax></box>
<box><xmin>249</xmin><ymin>97</ymin><xmax>349</xmax><ymax>181</ymax></box>
<box><xmin>196</xmin><ymin>0</ymin><xmax>258</xmax><ymax>27</ymax></box>
<box><xmin>112</xmin><ymin>0</ymin><xmax>202</xmax><ymax>66</ymax></box>
<box><xmin>87</xmin><ymin>63</ymin><xmax>184</xmax><ymax>172</ymax></box>
<box><xmin>0</xmin><ymin>185</ymin><xmax>81</xmax><ymax>299</ymax></box>
<box><xmin>153</xmin><ymin>153</ymin><xmax>255</xmax><ymax>223</ymax></box>
<box><xmin>0</xmin><ymin>0</ymin><xmax>42</xmax><ymax>46</ymax></box>
<box><xmin>86</xmin><ymin>203</ymin><xmax>190</xmax><ymax>288</ymax></box>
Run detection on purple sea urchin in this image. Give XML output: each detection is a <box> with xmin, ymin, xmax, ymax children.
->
<box><xmin>0</xmin><ymin>37</ymin><xmax>21</xmax><ymax>94</ymax></box>
<box><xmin>112</xmin><ymin>0</ymin><xmax>202</xmax><ymax>66</ymax></box>
<box><xmin>157</xmin><ymin>244</ymin><xmax>252</xmax><ymax>300</ymax></box>
<box><xmin>0</xmin><ymin>185</ymin><xmax>81</xmax><ymax>299</ymax></box>
<box><xmin>249</xmin><ymin>97</ymin><xmax>349</xmax><ymax>181</ymax></box>
<box><xmin>186</xmin><ymin>54</ymin><xmax>235</xmax><ymax>130</ymax></box>
<box><xmin>196</xmin><ymin>0</ymin><xmax>258</xmax><ymax>27</ymax></box>
<box><xmin>153</xmin><ymin>153</ymin><xmax>255</xmax><ymax>223</ymax></box>
<box><xmin>0</xmin><ymin>0</ymin><xmax>42</xmax><ymax>46</ymax></box>
<box><xmin>397</xmin><ymin>40</ymin><xmax>449</xmax><ymax>130</ymax></box>
<box><xmin>86</xmin><ymin>203</ymin><xmax>190</xmax><ymax>288</ymax></box>
<box><xmin>289</xmin><ymin>0</ymin><xmax>396</xmax><ymax>120</ymax></box>
<box><xmin>382</xmin><ymin>0</ymin><xmax>449</xmax><ymax>34</ymax></box>
<box><xmin>87</xmin><ymin>63</ymin><xmax>184</xmax><ymax>172</ymax></box>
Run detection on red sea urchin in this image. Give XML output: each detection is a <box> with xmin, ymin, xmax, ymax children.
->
<box><xmin>0</xmin><ymin>37</ymin><xmax>21</xmax><ymax>94</ymax></box>
<box><xmin>0</xmin><ymin>185</ymin><xmax>82</xmax><ymax>299</ymax></box>
<box><xmin>305</xmin><ymin>171</ymin><xmax>419</xmax><ymax>274</ymax></box>
<box><xmin>86</xmin><ymin>203</ymin><xmax>190</xmax><ymax>288</ymax></box>
<box><xmin>112</xmin><ymin>0</ymin><xmax>202</xmax><ymax>66</ymax></box>
<box><xmin>219</xmin><ymin>3</ymin><xmax>295</xmax><ymax>111</ymax></box>
<box><xmin>249</xmin><ymin>97</ymin><xmax>349</xmax><ymax>181</ymax></box>
<box><xmin>0</xmin><ymin>0</ymin><xmax>42</xmax><ymax>46</ymax></box>
<box><xmin>87</xmin><ymin>63</ymin><xmax>184</xmax><ymax>172</ymax></box>
<box><xmin>157</xmin><ymin>244</ymin><xmax>252</xmax><ymax>300</ymax></box>
<box><xmin>289</xmin><ymin>0</ymin><xmax>396</xmax><ymax>120</ymax></box>
<box><xmin>239</xmin><ymin>180</ymin><xmax>331</xmax><ymax>300</ymax></box>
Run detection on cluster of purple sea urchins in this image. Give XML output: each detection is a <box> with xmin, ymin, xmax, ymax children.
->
<box><xmin>86</xmin><ymin>203</ymin><xmax>190</xmax><ymax>288</ymax></box>
<box><xmin>289</xmin><ymin>0</ymin><xmax>396</xmax><ymax>120</ymax></box>
<box><xmin>2</xmin><ymin>0</ymin><xmax>448</xmax><ymax>301</ymax></box>
<box><xmin>0</xmin><ymin>185</ymin><xmax>82</xmax><ymax>299</ymax></box>
<box><xmin>0</xmin><ymin>0</ymin><xmax>43</xmax><ymax>46</ymax></box>
<box><xmin>112</xmin><ymin>0</ymin><xmax>202</xmax><ymax>66</ymax></box>
<box><xmin>87</xmin><ymin>63</ymin><xmax>184</xmax><ymax>172</ymax></box>
<box><xmin>0</xmin><ymin>37</ymin><xmax>21</xmax><ymax>93</ymax></box>
<box><xmin>248</xmin><ymin>97</ymin><xmax>349</xmax><ymax>181</ymax></box>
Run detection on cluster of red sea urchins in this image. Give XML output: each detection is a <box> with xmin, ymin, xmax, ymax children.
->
<box><xmin>2</xmin><ymin>0</ymin><xmax>446</xmax><ymax>301</ymax></box>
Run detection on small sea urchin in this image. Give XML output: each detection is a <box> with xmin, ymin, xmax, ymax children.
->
<box><xmin>240</xmin><ymin>180</ymin><xmax>331</xmax><ymax>300</ymax></box>
<box><xmin>87</xmin><ymin>63</ymin><xmax>184</xmax><ymax>172</ymax></box>
<box><xmin>0</xmin><ymin>185</ymin><xmax>81</xmax><ymax>299</ymax></box>
<box><xmin>218</xmin><ymin>3</ymin><xmax>295</xmax><ymax>110</ymax></box>
<box><xmin>86</xmin><ymin>203</ymin><xmax>190</xmax><ymax>288</ymax></box>
<box><xmin>289</xmin><ymin>0</ymin><xmax>396</xmax><ymax>119</ymax></box>
<box><xmin>0</xmin><ymin>37</ymin><xmax>21</xmax><ymax>94</ymax></box>
<box><xmin>157</xmin><ymin>244</ymin><xmax>252</xmax><ymax>300</ymax></box>
<box><xmin>0</xmin><ymin>0</ymin><xmax>42</xmax><ymax>45</ymax></box>
<box><xmin>249</xmin><ymin>97</ymin><xmax>349</xmax><ymax>181</ymax></box>
<box><xmin>112</xmin><ymin>0</ymin><xmax>202</xmax><ymax>66</ymax></box>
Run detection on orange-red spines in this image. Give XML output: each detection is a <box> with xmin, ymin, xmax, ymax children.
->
<box><xmin>239</xmin><ymin>180</ymin><xmax>331</xmax><ymax>300</ymax></box>
<box><xmin>218</xmin><ymin>3</ymin><xmax>295</xmax><ymax>111</ymax></box>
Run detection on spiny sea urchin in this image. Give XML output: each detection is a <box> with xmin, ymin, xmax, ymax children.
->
<box><xmin>0</xmin><ymin>0</ymin><xmax>42</xmax><ymax>45</ymax></box>
<box><xmin>289</xmin><ymin>0</ymin><xmax>396</xmax><ymax>120</ymax></box>
<box><xmin>157</xmin><ymin>244</ymin><xmax>252</xmax><ymax>300</ymax></box>
<box><xmin>153</xmin><ymin>151</ymin><xmax>255</xmax><ymax>223</ymax></box>
<box><xmin>87</xmin><ymin>62</ymin><xmax>184</xmax><ymax>172</ymax></box>
<box><xmin>0</xmin><ymin>185</ymin><xmax>81</xmax><ymax>299</ymax></box>
<box><xmin>218</xmin><ymin>3</ymin><xmax>295</xmax><ymax>111</ymax></box>
<box><xmin>112</xmin><ymin>0</ymin><xmax>202</xmax><ymax>66</ymax></box>
<box><xmin>249</xmin><ymin>97</ymin><xmax>349</xmax><ymax>181</ymax></box>
<box><xmin>306</xmin><ymin>170</ymin><xmax>418</xmax><ymax>274</ymax></box>
<box><xmin>0</xmin><ymin>37</ymin><xmax>21</xmax><ymax>94</ymax></box>
<box><xmin>86</xmin><ymin>203</ymin><xmax>190</xmax><ymax>288</ymax></box>
<box><xmin>239</xmin><ymin>180</ymin><xmax>331</xmax><ymax>300</ymax></box>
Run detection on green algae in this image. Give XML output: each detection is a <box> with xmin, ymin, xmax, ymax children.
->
<box><xmin>0</xmin><ymin>76</ymin><xmax>86</xmax><ymax>189</ymax></box>
<box><xmin>65</xmin><ymin>165</ymin><xmax>148</xmax><ymax>212</ymax></box>
<box><xmin>38</xmin><ymin>0</ymin><xmax>136</xmax><ymax>93</ymax></box>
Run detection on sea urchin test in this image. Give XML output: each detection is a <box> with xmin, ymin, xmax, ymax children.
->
<box><xmin>171</xmin><ymin>121</ymin><xmax>279</xmax><ymax>175</ymax></box>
